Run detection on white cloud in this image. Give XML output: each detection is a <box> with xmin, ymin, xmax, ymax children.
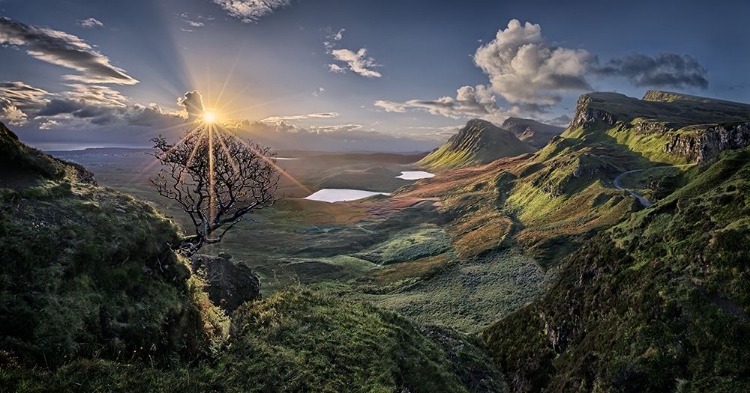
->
<box><xmin>0</xmin><ymin>97</ymin><xmax>28</xmax><ymax>126</ymax></box>
<box><xmin>0</xmin><ymin>17</ymin><xmax>138</xmax><ymax>85</ymax></box>
<box><xmin>330</xmin><ymin>48</ymin><xmax>381</xmax><ymax>78</ymax></box>
<box><xmin>333</xmin><ymin>28</ymin><xmax>345</xmax><ymax>41</ymax></box>
<box><xmin>212</xmin><ymin>0</ymin><xmax>291</xmax><ymax>23</ymax></box>
<box><xmin>473</xmin><ymin>19</ymin><xmax>593</xmax><ymax>107</ymax></box>
<box><xmin>375</xmin><ymin>85</ymin><xmax>516</xmax><ymax>121</ymax></box>
<box><xmin>78</xmin><ymin>18</ymin><xmax>104</xmax><ymax>29</ymax></box>
<box><xmin>328</xmin><ymin>64</ymin><xmax>346</xmax><ymax>73</ymax></box>
<box><xmin>62</xmin><ymin>84</ymin><xmax>128</xmax><ymax>107</ymax></box>
<box><xmin>324</xmin><ymin>28</ymin><xmax>381</xmax><ymax>78</ymax></box>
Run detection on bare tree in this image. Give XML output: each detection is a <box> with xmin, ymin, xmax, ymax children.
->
<box><xmin>150</xmin><ymin>128</ymin><xmax>280</xmax><ymax>256</ymax></box>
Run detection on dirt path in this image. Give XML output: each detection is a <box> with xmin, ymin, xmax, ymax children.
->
<box><xmin>613</xmin><ymin>169</ymin><xmax>653</xmax><ymax>207</ymax></box>
<box><xmin>613</xmin><ymin>164</ymin><xmax>695</xmax><ymax>207</ymax></box>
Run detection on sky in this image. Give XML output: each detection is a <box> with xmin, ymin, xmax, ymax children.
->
<box><xmin>0</xmin><ymin>0</ymin><xmax>748</xmax><ymax>151</ymax></box>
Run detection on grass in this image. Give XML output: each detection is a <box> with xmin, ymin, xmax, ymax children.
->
<box><xmin>483</xmin><ymin>147</ymin><xmax>750</xmax><ymax>392</ymax></box>
<box><xmin>355</xmin><ymin>250</ymin><xmax>554</xmax><ymax>334</ymax></box>
<box><xmin>419</xmin><ymin>119</ymin><xmax>534</xmax><ymax>170</ymax></box>
<box><xmin>1</xmin><ymin>290</ymin><xmax>508</xmax><ymax>393</ymax></box>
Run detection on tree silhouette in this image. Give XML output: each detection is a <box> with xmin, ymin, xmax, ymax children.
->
<box><xmin>150</xmin><ymin>128</ymin><xmax>279</xmax><ymax>255</ymax></box>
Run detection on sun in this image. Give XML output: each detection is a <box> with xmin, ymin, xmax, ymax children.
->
<box><xmin>203</xmin><ymin>111</ymin><xmax>217</xmax><ymax>124</ymax></box>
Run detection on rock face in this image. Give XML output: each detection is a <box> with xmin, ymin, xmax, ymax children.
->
<box><xmin>419</xmin><ymin>119</ymin><xmax>535</xmax><ymax>169</ymax></box>
<box><xmin>501</xmin><ymin>117</ymin><xmax>565</xmax><ymax>148</ymax></box>
<box><xmin>191</xmin><ymin>253</ymin><xmax>261</xmax><ymax>312</ymax></box>
<box><xmin>664</xmin><ymin>122</ymin><xmax>750</xmax><ymax>163</ymax></box>
<box><xmin>570</xmin><ymin>94</ymin><xmax>619</xmax><ymax>130</ymax></box>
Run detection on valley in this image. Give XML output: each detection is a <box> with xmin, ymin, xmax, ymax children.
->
<box><xmin>3</xmin><ymin>89</ymin><xmax>750</xmax><ymax>392</ymax></box>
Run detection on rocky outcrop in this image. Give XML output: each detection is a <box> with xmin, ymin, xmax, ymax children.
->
<box><xmin>191</xmin><ymin>253</ymin><xmax>261</xmax><ymax>312</ymax></box>
<box><xmin>664</xmin><ymin>122</ymin><xmax>750</xmax><ymax>163</ymax></box>
<box><xmin>570</xmin><ymin>95</ymin><xmax>618</xmax><ymax>130</ymax></box>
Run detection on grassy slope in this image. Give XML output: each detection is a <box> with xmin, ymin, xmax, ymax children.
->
<box><xmin>419</xmin><ymin>120</ymin><xmax>534</xmax><ymax>170</ymax></box>
<box><xmin>5</xmin><ymin>290</ymin><xmax>507</xmax><ymax>393</ymax></box>
<box><xmin>483</xmin><ymin>148</ymin><xmax>750</xmax><ymax>392</ymax></box>
<box><xmin>0</xmin><ymin>122</ymin><xmax>506</xmax><ymax>393</ymax></box>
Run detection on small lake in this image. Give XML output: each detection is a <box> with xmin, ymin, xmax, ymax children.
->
<box><xmin>305</xmin><ymin>189</ymin><xmax>390</xmax><ymax>203</ymax></box>
<box><xmin>396</xmin><ymin>171</ymin><xmax>435</xmax><ymax>180</ymax></box>
<box><xmin>275</xmin><ymin>157</ymin><xmax>299</xmax><ymax>161</ymax></box>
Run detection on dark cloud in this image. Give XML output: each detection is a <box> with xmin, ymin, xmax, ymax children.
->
<box><xmin>178</xmin><ymin>90</ymin><xmax>205</xmax><ymax>122</ymax></box>
<box><xmin>36</xmin><ymin>99</ymin><xmax>85</xmax><ymax>117</ymax></box>
<box><xmin>0</xmin><ymin>17</ymin><xmax>138</xmax><ymax>85</ymax></box>
<box><xmin>591</xmin><ymin>53</ymin><xmax>709</xmax><ymax>89</ymax></box>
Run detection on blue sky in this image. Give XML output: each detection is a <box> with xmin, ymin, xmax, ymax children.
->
<box><xmin>0</xmin><ymin>0</ymin><xmax>748</xmax><ymax>150</ymax></box>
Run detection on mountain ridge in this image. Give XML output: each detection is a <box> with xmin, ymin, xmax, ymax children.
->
<box><xmin>501</xmin><ymin>117</ymin><xmax>565</xmax><ymax>149</ymax></box>
<box><xmin>418</xmin><ymin>119</ymin><xmax>535</xmax><ymax>169</ymax></box>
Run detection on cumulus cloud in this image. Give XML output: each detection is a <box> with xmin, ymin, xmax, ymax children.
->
<box><xmin>328</xmin><ymin>63</ymin><xmax>346</xmax><ymax>73</ymax></box>
<box><xmin>0</xmin><ymin>17</ymin><xmax>138</xmax><ymax>85</ymax></box>
<box><xmin>324</xmin><ymin>28</ymin><xmax>381</xmax><ymax>78</ymax></box>
<box><xmin>261</xmin><ymin>112</ymin><xmax>339</xmax><ymax>122</ymax></box>
<box><xmin>329</xmin><ymin>48</ymin><xmax>381</xmax><ymax>78</ymax></box>
<box><xmin>374</xmin><ymin>18</ymin><xmax>711</xmax><ymax>121</ymax></box>
<box><xmin>591</xmin><ymin>53</ymin><xmax>709</xmax><ymax>89</ymax></box>
<box><xmin>473</xmin><ymin>19</ymin><xmax>593</xmax><ymax>108</ymax></box>
<box><xmin>177</xmin><ymin>90</ymin><xmax>205</xmax><ymax>122</ymax></box>
<box><xmin>78</xmin><ymin>18</ymin><xmax>104</xmax><ymax>28</ymax></box>
<box><xmin>375</xmin><ymin>85</ymin><xmax>514</xmax><ymax>120</ymax></box>
<box><xmin>212</xmin><ymin>0</ymin><xmax>291</xmax><ymax>23</ymax></box>
<box><xmin>0</xmin><ymin>97</ymin><xmax>28</xmax><ymax>126</ymax></box>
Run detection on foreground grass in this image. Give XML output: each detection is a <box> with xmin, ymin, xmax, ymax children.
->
<box><xmin>2</xmin><ymin>290</ymin><xmax>507</xmax><ymax>393</ymax></box>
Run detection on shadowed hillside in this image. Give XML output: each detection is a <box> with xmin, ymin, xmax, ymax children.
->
<box><xmin>501</xmin><ymin>117</ymin><xmax>565</xmax><ymax>149</ymax></box>
<box><xmin>483</xmin><ymin>147</ymin><xmax>750</xmax><ymax>392</ymax></box>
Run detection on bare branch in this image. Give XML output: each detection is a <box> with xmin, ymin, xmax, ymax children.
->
<box><xmin>149</xmin><ymin>126</ymin><xmax>280</xmax><ymax>256</ymax></box>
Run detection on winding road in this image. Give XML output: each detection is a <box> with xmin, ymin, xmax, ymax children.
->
<box><xmin>613</xmin><ymin>165</ymin><xmax>696</xmax><ymax>207</ymax></box>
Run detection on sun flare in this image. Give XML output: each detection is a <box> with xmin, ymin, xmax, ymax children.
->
<box><xmin>203</xmin><ymin>111</ymin><xmax>217</xmax><ymax>124</ymax></box>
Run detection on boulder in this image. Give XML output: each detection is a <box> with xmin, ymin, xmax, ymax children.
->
<box><xmin>191</xmin><ymin>254</ymin><xmax>261</xmax><ymax>312</ymax></box>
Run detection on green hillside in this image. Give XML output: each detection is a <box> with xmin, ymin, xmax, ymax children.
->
<box><xmin>483</xmin><ymin>147</ymin><xmax>750</xmax><ymax>392</ymax></box>
<box><xmin>0</xmin><ymin>122</ymin><xmax>506</xmax><ymax>393</ymax></box>
<box><xmin>419</xmin><ymin>119</ymin><xmax>535</xmax><ymax>169</ymax></box>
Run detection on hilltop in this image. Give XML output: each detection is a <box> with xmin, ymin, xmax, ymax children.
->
<box><xmin>419</xmin><ymin>119</ymin><xmax>535</xmax><ymax>169</ymax></box>
<box><xmin>501</xmin><ymin>117</ymin><xmax>565</xmax><ymax>149</ymax></box>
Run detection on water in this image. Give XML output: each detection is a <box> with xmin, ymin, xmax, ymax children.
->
<box><xmin>396</xmin><ymin>171</ymin><xmax>435</xmax><ymax>180</ymax></box>
<box><xmin>275</xmin><ymin>157</ymin><xmax>299</xmax><ymax>161</ymax></box>
<box><xmin>305</xmin><ymin>189</ymin><xmax>389</xmax><ymax>203</ymax></box>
